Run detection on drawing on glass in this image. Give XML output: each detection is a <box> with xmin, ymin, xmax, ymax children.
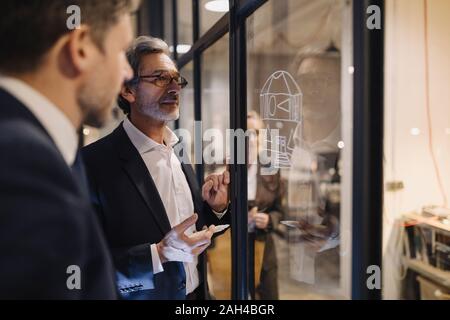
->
<box><xmin>259</xmin><ymin>71</ymin><xmax>302</xmax><ymax>169</ymax></box>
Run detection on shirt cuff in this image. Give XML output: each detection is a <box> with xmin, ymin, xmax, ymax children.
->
<box><xmin>150</xmin><ymin>243</ymin><xmax>164</xmax><ymax>275</ymax></box>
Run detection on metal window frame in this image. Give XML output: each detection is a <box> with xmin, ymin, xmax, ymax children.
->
<box><xmin>351</xmin><ymin>0</ymin><xmax>384</xmax><ymax>300</ymax></box>
<box><xmin>172</xmin><ymin>0</ymin><xmax>180</xmax><ymax>129</ymax></box>
<box><xmin>160</xmin><ymin>0</ymin><xmax>384</xmax><ymax>300</ymax></box>
<box><xmin>192</xmin><ymin>0</ymin><xmax>204</xmax><ymax>184</ymax></box>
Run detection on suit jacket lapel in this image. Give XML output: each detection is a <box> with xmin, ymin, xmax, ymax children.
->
<box><xmin>113</xmin><ymin>124</ymin><xmax>172</xmax><ymax>235</ymax></box>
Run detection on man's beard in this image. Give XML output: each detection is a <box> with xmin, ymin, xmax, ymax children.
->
<box><xmin>78</xmin><ymin>81</ymin><xmax>115</xmax><ymax>128</ymax></box>
<box><xmin>136</xmin><ymin>94</ymin><xmax>179</xmax><ymax>122</ymax></box>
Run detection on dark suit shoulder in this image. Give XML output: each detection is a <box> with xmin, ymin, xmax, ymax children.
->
<box><xmin>83</xmin><ymin>129</ymin><xmax>114</xmax><ymax>154</ymax></box>
<box><xmin>0</xmin><ymin>118</ymin><xmax>69</xmax><ymax>174</ymax></box>
<box><xmin>0</xmin><ymin>90</ymin><xmax>116</xmax><ymax>299</ymax></box>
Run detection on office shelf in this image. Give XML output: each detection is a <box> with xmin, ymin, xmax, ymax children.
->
<box><xmin>403</xmin><ymin>212</ymin><xmax>450</xmax><ymax>237</ymax></box>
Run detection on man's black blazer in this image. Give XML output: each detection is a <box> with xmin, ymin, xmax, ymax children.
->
<box><xmin>0</xmin><ymin>89</ymin><xmax>117</xmax><ymax>299</ymax></box>
<box><xmin>82</xmin><ymin>123</ymin><xmax>229</xmax><ymax>300</ymax></box>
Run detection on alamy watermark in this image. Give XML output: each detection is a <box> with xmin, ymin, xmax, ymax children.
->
<box><xmin>66</xmin><ymin>265</ymin><xmax>81</xmax><ymax>290</ymax></box>
<box><xmin>367</xmin><ymin>5</ymin><xmax>382</xmax><ymax>30</ymax></box>
<box><xmin>366</xmin><ymin>265</ymin><xmax>381</xmax><ymax>290</ymax></box>
<box><xmin>174</xmin><ymin>124</ymin><xmax>283</xmax><ymax>172</ymax></box>
<box><xmin>66</xmin><ymin>4</ymin><xmax>382</xmax><ymax>31</ymax></box>
<box><xmin>66</xmin><ymin>5</ymin><xmax>81</xmax><ymax>30</ymax></box>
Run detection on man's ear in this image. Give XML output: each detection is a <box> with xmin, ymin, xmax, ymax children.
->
<box><xmin>120</xmin><ymin>85</ymin><xmax>136</xmax><ymax>104</ymax></box>
<box><xmin>65</xmin><ymin>26</ymin><xmax>98</xmax><ymax>74</ymax></box>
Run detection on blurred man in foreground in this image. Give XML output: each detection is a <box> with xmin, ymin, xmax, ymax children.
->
<box><xmin>0</xmin><ymin>0</ymin><xmax>139</xmax><ymax>299</ymax></box>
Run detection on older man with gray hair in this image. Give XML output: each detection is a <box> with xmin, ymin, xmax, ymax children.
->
<box><xmin>82</xmin><ymin>36</ymin><xmax>230</xmax><ymax>300</ymax></box>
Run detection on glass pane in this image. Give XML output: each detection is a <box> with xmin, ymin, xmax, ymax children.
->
<box><xmin>200</xmin><ymin>34</ymin><xmax>231</xmax><ymax>299</ymax></box>
<box><xmin>247</xmin><ymin>0</ymin><xmax>354</xmax><ymax>299</ymax></box>
<box><xmin>200</xmin><ymin>0</ymin><xmax>228</xmax><ymax>36</ymax></box>
<box><xmin>383</xmin><ymin>0</ymin><xmax>450</xmax><ymax>300</ymax></box>
<box><xmin>164</xmin><ymin>0</ymin><xmax>174</xmax><ymax>56</ymax></box>
<box><xmin>177</xmin><ymin>61</ymin><xmax>196</xmax><ymax>165</ymax></box>
<box><xmin>201</xmin><ymin>34</ymin><xmax>230</xmax><ymax>177</ymax></box>
<box><xmin>176</xmin><ymin>0</ymin><xmax>193</xmax><ymax>57</ymax></box>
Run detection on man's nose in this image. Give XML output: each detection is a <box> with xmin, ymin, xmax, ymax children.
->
<box><xmin>167</xmin><ymin>80</ymin><xmax>181</xmax><ymax>95</ymax></box>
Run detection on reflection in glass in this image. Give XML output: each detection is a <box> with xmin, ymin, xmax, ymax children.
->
<box><xmin>178</xmin><ymin>62</ymin><xmax>195</xmax><ymax>164</ymax></box>
<box><xmin>247</xmin><ymin>0</ymin><xmax>353</xmax><ymax>299</ymax></box>
<box><xmin>200</xmin><ymin>35</ymin><xmax>231</xmax><ymax>299</ymax></box>
<box><xmin>201</xmin><ymin>34</ymin><xmax>230</xmax><ymax>176</ymax></box>
<box><xmin>163</xmin><ymin>0</ymin><xmax>174</xmax><ymax>53</ymax></box>
<box><xmin>247</xmin><ymin>111</ymin><xmax>286</xmax><ymax>300</ymax></box>
<box><xmin>175</xmin><ymin>0</ymin><xmax>193</xmax><ymax>57</ymax></box>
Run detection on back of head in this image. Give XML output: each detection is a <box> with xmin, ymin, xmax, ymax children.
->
<box><xmin>0</xmin><ymin>0</ymin><xmax>141</xmax><ymax>128</ymax></box>
<box><xmin>0</xmin><ymin>0</ymin><xmax>140</xmax><ymax>75</ymax></box>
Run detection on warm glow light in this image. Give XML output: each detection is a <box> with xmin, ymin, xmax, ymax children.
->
<box><xmin>169</xmin><ymin>44</ymin><xmax>192</xmax><ymax>54</ymax></box>
<box><xmin>410</xmin><ymin>128</ymin><xmax>421</xmax><ymax>136</ymax></box>
<box><xmin>83</xmin><ymin>128</ymin><xmax>90</xmax><ymax>136</ymax></box>
<box><xmin>205</xmin><ymin>0</ymin><xmax>229</xmax><ymax>13</ymax></box>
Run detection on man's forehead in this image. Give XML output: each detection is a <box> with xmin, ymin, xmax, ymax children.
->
<box><xmin>140</xmin><ymin>53</ymin><xmax>178</xmax><ymax>73</ymax></box>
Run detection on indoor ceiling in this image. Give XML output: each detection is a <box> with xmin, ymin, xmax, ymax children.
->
<box><xmin>177</xmin><ymin>0</ymin><xmax>347</xmax><ymax>56</ymax></box>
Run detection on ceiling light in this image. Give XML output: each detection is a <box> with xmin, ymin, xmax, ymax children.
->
<box><xmin>337</xmin><ymin>141</ymin><xmax>345</xmax><ymax>149</ymax></box>
<box><xmin>205</xmin><ymin>0</ymin><xmax>229</xmax><ymax>13</ymax></box>
<box><xmin>169</xmin><ymin>44</ymin><xmax>192</xmax><ymax>54</ymax></box>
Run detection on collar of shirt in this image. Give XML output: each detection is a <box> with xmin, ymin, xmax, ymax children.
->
<box><xmin>0</xmin><ymin>76</ymin><xmax>78</xmax><ymax>166</ymax></box>
<box><xmin>123</xmin><ymin>116</ymin><xmax>179</xmax><ymax>154</ymax></box>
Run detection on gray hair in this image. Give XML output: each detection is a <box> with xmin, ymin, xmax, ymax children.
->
<box><xmin>117</xmin><ymin>36</ymin><xmax>170</xmax><ymax>114</ymax></box>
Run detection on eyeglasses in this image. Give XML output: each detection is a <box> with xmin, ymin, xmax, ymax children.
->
<box><xmin>138</xmin><ymin>72</ymin><xmax>188</xmax><ymax>89</ymax></box>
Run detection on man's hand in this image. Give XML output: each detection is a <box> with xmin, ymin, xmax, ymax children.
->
<box><xmin>156</xmin><ymin>214</ymin><xmax>215</xmax><ymax>263</ymax></box>
<box><xmin>202</xmin><ymin>170</ymin><xmax>230</xmax><ymax>212</ymax></box>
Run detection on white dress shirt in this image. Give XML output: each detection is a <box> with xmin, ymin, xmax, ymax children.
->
<box><xmin>0</xmin><ymin>76</ymin><xmax>78</xmax><ymax>166</ymax></box>
<box><xmin>123</xmin><ymin>117</ymin><xmax>200</xmax><ymax>294</ymax></box>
